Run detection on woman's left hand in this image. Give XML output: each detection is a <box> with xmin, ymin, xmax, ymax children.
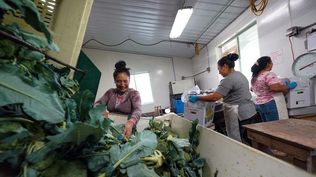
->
<box><xmin>124</xmin><ymin>121</ymin><xmax>134</xmax><ymax>138</ymax></box>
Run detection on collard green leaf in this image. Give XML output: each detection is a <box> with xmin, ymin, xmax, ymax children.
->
<box><xmin>30</xmin><ymin>153</ymin><xmax>56</xmax><ymax>171</ymax></box>
<box><xmin>167</xmin><ymin>135</ymin><xmax>190</xmax><ymax>148</ymax></box>
<box><xmin>189</xmin><ymin>119</ymin><xmax>200</xmax><ymax>149</ymax></box>
<box><xmin>0</xmin><ymin>63</ymin><xmax>65</xmax><ymax>123</ymax></box>
<box><xmin>0</xmin><ymin>39</ymin><xmax>17</xmax><ymax>58</ymax></box>
<box><xmin>127</xmin><ymin>163</ymin><xmax>159</xmax><ymax>177</ymax></box>
<box><xmin>110</xmin><ymin>131</ymin><xmax>157</xmax><ymax>169</ymax></box>
<box><xmin>25</xmin><ymin>167</ymin><xmax>39</xmax><ymax>177</ymax></box>
<box><xmin>0</xmin><ymin>0</ymin><xmax>12</xmax><ymax>11</ymax></box>
<box><xmin>73</xmin><ymin>90</ymin><xmax>95</xmax><ymax>122</ymax></box>
<box><xmin>41</xmin><ymin>160</ymin><xmax>87</xmax><ymax>177</ymax></box>
<box><xmin>27</xmin><ymin>123</ymin><xmax>103</xmax><ymax>163</ymax></box>
<box><xmin>4</xmin><ymin>0</ymin><xmax>53</xmax><ymax>43</ymax></box>
<box><xmin>18</xmin><ymin>48</ymin><xmax>44</xmax><ymax>61</ymax></box>
<box><xmin>87</xmin><ymin>154</ymin><xmax>110</xmax><ymax>172</ymax></box>
<box><xmin>88</xmin><ymin>104</ymin><xmax>106</xmax><ymax>126</ymax></box>
<box><xmin>1</xmin><ymin>130</ymin><xmax>29</xmax><ymax>144</ymax></box>
<box><xmin>46</xmin><ymin>122</ymin><xmax>103</xmax><ymax>145</ymax></box>
<box><xmin>0</xmin><ymin>121</ymin><xmax>25</xmax><ymax>133</ymax></box>
<box><xmin>64</xmin><ymin>99</ymin><xmax>78</xmax><ymax>127</ymax></box>
<box><xmin>0</xmin><ymin>149</ymin><xmax>23</xmax><ymax>169</ymax></box>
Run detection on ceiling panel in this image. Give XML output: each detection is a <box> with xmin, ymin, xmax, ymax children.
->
<box><xmin>83</xmin><ymin>0</ymin><xmax>249</xmax><ymax>58</ymax></box>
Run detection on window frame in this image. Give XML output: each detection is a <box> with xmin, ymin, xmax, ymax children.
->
<box><xmin>129</xmin><ymin>72</ymin><xmax>154</xmax><ymax>105</ymax></box>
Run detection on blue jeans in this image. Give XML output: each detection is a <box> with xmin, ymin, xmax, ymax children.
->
<box><xmin>256</xmin><ymin>100</ymin><xmax>279</xmax><ymax>122</ymax></box>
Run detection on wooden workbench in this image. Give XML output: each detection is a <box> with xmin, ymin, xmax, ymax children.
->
<box><xmin>243</xmin><ymin>119</ymin><xmax>316</xmax><ymax>173</ymax></box>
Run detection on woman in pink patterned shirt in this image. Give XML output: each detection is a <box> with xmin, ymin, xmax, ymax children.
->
<box><xmin>95</xmin><ymin>61</ymin><xmax>141</xmax><ymax>137</ymax></box>
<box><xmin>250</xmin><ymin>56</ymin><xmax>297</xmax><ymax>121</ymax></box>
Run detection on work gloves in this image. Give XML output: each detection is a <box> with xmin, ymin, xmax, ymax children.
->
<box><xmin>286</xmin><ymin>81</ymin><xmax>297</xmax><ymax>90</ymax></box>
<box><xmin>188</xmin><ymin>95</ymin><xmax>199</xmax><ymax>103</ymax></box>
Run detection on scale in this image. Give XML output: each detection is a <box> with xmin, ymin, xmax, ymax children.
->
<box><xmin>287</xmin><ymin>52</ymin><xmax>316</xmax><ymax>116</ymax></box>
<box><xmin>292</xmin><ymin>52</ymin><xmax>316</xmax><ymax>79</ymax></box>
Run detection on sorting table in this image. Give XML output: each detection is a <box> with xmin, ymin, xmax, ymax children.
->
<box><xmin>243</xmin><ymin>119</ymin><xmax>316</xmax><ymax>173</ymax></box>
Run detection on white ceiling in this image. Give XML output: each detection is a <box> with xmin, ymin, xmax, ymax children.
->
<box><xmin>83</xmin><ymin>0</ymin><xmax>249</xmax><ymax>58</ymax></box>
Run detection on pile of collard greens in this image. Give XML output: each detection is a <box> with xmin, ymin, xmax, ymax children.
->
<box><xmin>0</xmin><ymin>0</ymin><xmax>204</xmax><ymax>176</ymax></box>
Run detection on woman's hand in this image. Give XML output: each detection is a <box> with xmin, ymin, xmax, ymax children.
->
<box><xmin>102</xmin><ymin>111</ymin><xmax>109</xmax><ymax>118</ymax></box>
<box><xmin>124</xmin><ymin>120</ymin><xmax>134</xmax><ymax>138</ymax></box>
<box><xmin>188</xmin><ymin>95</ymin><xmax>199</xmax><ymax>103</ymax></box>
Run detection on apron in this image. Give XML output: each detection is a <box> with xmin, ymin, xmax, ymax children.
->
<box><xmin>223</xmin><ymin>103</ymin><xmax>242</xmax><ymax>142</ymax></box>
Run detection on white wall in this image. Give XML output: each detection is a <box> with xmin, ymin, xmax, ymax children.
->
<box><xmin>173</xmin><ymin>57</ymin><xmax>193</xmax><ymax>81</ymax></box>
<box><xmin>192</xmin><ymin>0</ymin><xmax>316</xmax><ymax>90</ymax></box>
<box><xmin>82</xmin><ymin>49</ymin><xmax>192</xmax><ymax>113</ymax></box>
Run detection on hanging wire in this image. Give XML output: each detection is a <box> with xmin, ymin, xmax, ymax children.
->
<box><xmin>288</xmin><ymin>36</ymin><xmax>295</xmax><ymax>61</ymax></box>
<box><xmin>82</xmin><ymin>38</ymin><xmax>196</xmax><ymax>48</ymax></box>
<box><xmin>249</xmin><ymin>0</ymin><xmax>268</xmax><ymax>16</ymax></box>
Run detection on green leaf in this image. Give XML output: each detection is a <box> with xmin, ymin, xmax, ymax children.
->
<box><xmin>110</xmin><ymin>130</ymin><xmax>157</xmax><ymax>169</ymax></box>
<box><xmin>25</xmin><ymin>167</ymin><xmax>39</xmax><ymax>177</ymax></box>
<box><xmin>73</xmin><ymin>90</ymin><xmax>95</xmax><ymax>122</ymax></box>
<box><xmin>0</xmin><ymin>121</ymin><xmax>25</xmax><ymax>133</ymax></box>
<box><xmin>47</xmin><ymin>123</ymin><xmax>103</xmax><ymax>145</ymax></box>
<box><xmin>4</xmin><ymin>0</ymin><xmax>53</xmax><ymax>43</ymax></box>
<box><xmin>0</xmin><ymin>0</ymin><xmax>12</xmax><ymax>11</ymax></box>
<box><xmin>0</xmin><ymin>149</ymin><xmax>24</xmax><ymax>168</ymax></box>
<box><xmin>41</xmin><ymin>160</ymin><xmax>87</xmax><ymax>177</ymax></box>
<box><xmin>30</xmin><ymin>153</ymin><xmax>56</xmax><ymax>171</ymax></box>
<box><xmin>127</xmin><ymin>163</ymin><xmax>159</xmax><ymax>177</ymax></box>
<box><xmin>18</xmin><ymin>48</ymin><xmax>44</xmax><ymax>61</ymax></box>
<box><xmin>189</xmin><ymin>119</ymin><xmax>200</xmax><ymax>149</ymax></box>
<box><xmin>64</xmin><ymin>99</ymin><xmax>78</xmax><ymax>127</ymax></box>
<box><xmin>87</xmin><ymin>154</ymin><xmax>110</xmax><ymax>172</ymax></box>
<box><xmin>167</xmin><ymin>135</ymin><xmax>190</xmax><ymax>148</ymax></box>
<box><xmin>0</xmin><ymin>63</ymin><xmax>65</xmax><ymax>123</ymax></box>
<box><xmin>88</xmin><ymin>104</ymin><xmax>106</xmax><ymax>126</ymax></box>
<box><xmin>27</xmin><ymin>123</ymin><xmax>103</xmax><ymax>163</ymax></box>
<box><xmin>0</xmin><ymin>39</ymin><xmax>17</xmax><ymax>58</ymax></box>
<box><xmin>104</xmin><ymin>131</ymin><xmax>157</xmax><ymax>176</ymax></box>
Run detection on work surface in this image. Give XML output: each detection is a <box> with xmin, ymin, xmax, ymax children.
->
<box><xmin>243</xmin><ymin>119</ymin><xmax>316</xmax><ymax>173</ymax></box>
<box><xmin>243</xmin><ymin>119</ymin><xmax>316</xmax><ymax>150</ymax></box>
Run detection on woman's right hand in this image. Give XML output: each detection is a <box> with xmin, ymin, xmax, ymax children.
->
<box><xmin>102</xmin><ymin>111</ymin><xmax>109</xmax><ymax>118</ymax></box>
<box><xmin>286</xmin><ymin>81</ymin><xmax>297</xmax><ymax>90</ymax></box>
<box><xmin>189</xmin><ymin>95</ymin><xmax>199</xmax><ymax>103</ymax></box>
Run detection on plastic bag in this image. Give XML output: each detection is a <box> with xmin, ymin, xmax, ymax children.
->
<box><xmin>181</xmin><ymin>85</ymin><xmax>201</xmax><ymax>103</ymax></box>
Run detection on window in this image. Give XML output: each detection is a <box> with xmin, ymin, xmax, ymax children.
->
<box><xmin>220</xmin><ymin>24</ymin><xmax>260</xmax><ymax>82</ymax></box>
<box><xmin>129</xmin><ymin>73</ymin><xmax>154</xmax><ymax>105</ymax></box>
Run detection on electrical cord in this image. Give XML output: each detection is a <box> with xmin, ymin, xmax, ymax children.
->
<box><xmin>249</xmin><ymin>0</ymin><xmax>268</xmax><ymax>16</ymax></box>
<box><xmin>82</xmin><ymin>38</ymin><xmax>195</xmax><ymax>48</ymax></box>
<box><xmin>288</xmin><ymin>36</ymin><xmax>295</xmax><ymax>61</ymax></box>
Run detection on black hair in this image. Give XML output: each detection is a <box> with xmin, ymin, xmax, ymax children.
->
<box><xmin>113</xmin><ymin>60</ymin><xmax>130</xmax><ymax>80</ymax></box>
<box><xmin>251</xmin><ymin>56</ymin><xmax>272</xmax><ymax>84</ymax></box>
<box><xmin>217</xmin><ymin>53</ymin><xmax>239</xmax><ymax>68</ymax></box>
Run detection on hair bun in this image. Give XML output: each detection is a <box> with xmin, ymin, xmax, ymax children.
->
<box><xmin>115</xmin><ymin>60</ymin><xmax>127</xmax><ymax>70</ymax></box>
<box><xmin>227</xmin><ymin>53</ymin><xmax>239</xmax><ymax>61</ymax></box>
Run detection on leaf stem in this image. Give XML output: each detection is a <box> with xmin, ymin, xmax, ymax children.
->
<box><xmin>113</xmin><ymin>142</ymin><xmax>143</xmax><ymax>169</ymax></box>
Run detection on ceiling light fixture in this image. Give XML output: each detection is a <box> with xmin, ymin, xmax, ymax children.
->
<box><xmin>169</xmin><ymin>7</ymin><xmax>193</xmax><ymax>38</ymax></box>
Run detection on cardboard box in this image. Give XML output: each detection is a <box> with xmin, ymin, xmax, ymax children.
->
<box><xmin>184</xmin><ymin>101</ymin><xmax>215</xmax><ymax>126</ymax></box>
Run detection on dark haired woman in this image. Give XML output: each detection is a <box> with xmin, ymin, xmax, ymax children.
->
<box><xmin>189</xmin><ymin>53</ymin><xmax>261</xmax><ymax>144</ymax></box>
<box><xmin>250</xmin><ymin>56</ymin><xmax>297</xmax><ymax>122</ymax></box>
<box><xmin>95</xmin><ymin>61</ymin><xmax>141</xmax><ymax>138</ymax></box>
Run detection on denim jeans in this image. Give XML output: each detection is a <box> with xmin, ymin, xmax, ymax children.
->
<box><xmin>256</xmin><ymin>100</ymin><xmax>279</xmax><ymax>122</ymax></box>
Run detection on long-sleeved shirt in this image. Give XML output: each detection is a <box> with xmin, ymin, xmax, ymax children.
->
<box><xmin>94</xmin><ymin>88</ymin><xmax>141</xmax><ymax>125</ymax></box>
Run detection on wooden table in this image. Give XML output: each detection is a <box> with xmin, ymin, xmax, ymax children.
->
<box><xmin>243</xmin><ymin>119</ymin><xmax>316</xmax><ymax>173</ymax></box>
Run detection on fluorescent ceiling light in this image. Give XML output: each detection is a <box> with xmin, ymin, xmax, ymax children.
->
<box><xmin>169</xmin><ymin>7</ymin><xmax>193</xmax><ymax>38</ymax></box>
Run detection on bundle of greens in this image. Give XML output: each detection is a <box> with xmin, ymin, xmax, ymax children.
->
<box><xmin>0</xmin><ymin>1</ymin><xmax>204</xmax><ymax>176</ymax></box>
